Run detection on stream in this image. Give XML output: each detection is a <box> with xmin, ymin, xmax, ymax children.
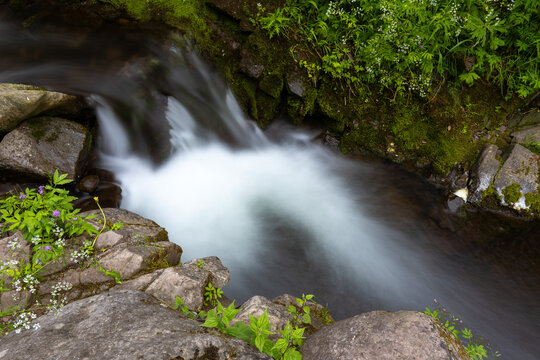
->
<box><xmin>0</xmin><ymin>9</ymin><xmax>538</xmax><ymax>359</ymax></box>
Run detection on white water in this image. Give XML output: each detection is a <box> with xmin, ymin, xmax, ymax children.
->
<box><xmin>97</xmin><ymin>92</ymin><xmax>431</xmax><ymax>305</ymax></box>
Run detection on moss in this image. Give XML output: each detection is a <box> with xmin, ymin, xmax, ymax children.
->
<box><xmin>502</xmin><ymin>183</ymin><xmax>522</xmax><ymax>205</ymax></box>
<box><xmin>254</xmin><ymin>90</ymin><xmax>281</xmax><ymax>128</ymax></box>
<box><xmin>286</xmin><ymin>88</ymin><xmax>317</xmax><ymax>125</ymax></box>
<box><xmin>258</xmin><ymin>73</ymin><xmax>283</xmax><ymax>99</ymax></box>
<box><xmin>524</xmin><ymin>189</ymin><xmax>540</xmax><ymax>213</ymax></box>
<box><xmin>340</xmin><ymin>123</ymin><xmax>385</xmax><ymax>154</ymax></box>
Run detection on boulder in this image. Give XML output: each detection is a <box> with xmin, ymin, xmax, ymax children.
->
<box><xmin>493</xmin><ymin>144</ymin><xmax>539</xmax><ymax>205</ymax></box>
<box><xmin>145</xmin><ymin>265</ymin><xmax>210</xmax><ymax>311</ymax></box>
<box><xmin>0</xmin><ymin>117</ymin><xmax>89</xmax><ymax>179</ymax></box>
<box><xmin>80</xmin><ymin>208</ymin><xmax>169</xmax><ymax>244</ymax></box>
<box><xmin>0</xmin><ymin>290</ymin><xmax>271</xmax><ymax>360</ymax></box>
<box><xmin>234</xmin><ymin>295</ymin><xmax>292</xmax><ymax>340</ymax></box>
<box><xmin>511</xmin><ymin>125</ymin><xmax>540</xmax><ymax>144</ymax></box>
<box><xmin>240</xmin><ymin>48</ymin><xmax>265</xmax><ymax>79</ymax></box>
<box><xmin>76</xmin><ymin>174</ymin><xmax>100</xmax><ymax>193</ymax></box>
<box><xmin>285</xmin><ymin>70</ymin><xmax>309</xmax><ymax>98</ymax></box>
<box><xmin>301</xmin><ymin>311</ymin><xmax>470</xmax><ymax>360</ymax></box>
<box><xmin>0</xmin><ymin>83</ymin><xmax>80</xmax><ymax>133</ymax></box>
<box><xmin>183</xmin><ymin>256</ymin><xmax>230</xmax><ymax>289</ymax></box>
<box><xmin>468</xmin><ymin>145</ymin><xmax>502</xmax><ymax>203</ymax></box>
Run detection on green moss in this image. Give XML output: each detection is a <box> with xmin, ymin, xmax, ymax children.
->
<box><xmin>340</xmin><ymin>123</ymin><xmax>385</xmax><ymax>155</ymax></box>
<box><xmin>501</xmin><ymin>183</ymin><xmax>522</xmax><ymax>205</ymax></box>
<box><xmin>259</xmin><ymin>73</ymin><xmax>283</xmax><ymax>99</ymax></box>
<box><xmin>524</xmin><ymin>189</ymin><xmax>540</xmax><ymax>213</ymax></box>
<box><xmin>286</xmin><ymin>88</ymin><xmax>317</xmax><ymax>125</ymax></box>
<box><xmin>254</xmin><ymin>90</ymin><xmax>281</xmax><ymax>128</ymax></box>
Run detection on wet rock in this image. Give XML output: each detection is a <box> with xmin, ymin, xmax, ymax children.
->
<box><xmin>240</xmin><ymin>48</ymin><xmax>264</xmax><ymax>79</ymax></box>
<box><xmin>76</xmin><ymin>174</ymin><xmax>100</xmax><ymax>193</ymax></box>
<box><xmin>234</xmin><ymin>295</ymin><xmax>292</xmax><ymax>339</ymax></box>
<box><xmin>301</xmin><ymin>311</ymin><xmax>470</xmax><ymax>360</ymax></box>
<box><xmin>80</xmin><ymin>208</ymin><xmax>169</xmax><ymax>243</ymax></box>
<box><xmin>447</xmin><ymin>195</ymin><xmax>466</xmax><ymax>213</ymax></box>
<box><xmin>0</xmin><ymin>117</ymin><xmax>89</xmax><ymax>180</ymax></box>
<box><xmin>493</xmin><ymin>144</ymin><xmax>539</xmax><ymax>201</ymax></box>
<box><xmin>468</xmin><ymin>145</ymin><xmax>502</xmax><ymax>203</ymax></box>
<box><xmin>285</xmin><ymin>70</ymin><xmax>309</xmax><ymax>97</ymax></box>
<box><xmin>0</xmin><ymin>290</ymin><xmax>271</xmax><ymax>360</ymax></box>
<box><xmin>0</xmin><ymin>83</ymin><xmax>80</xmax><ymax>133</ymax></box>
<box><xmin>183</xmin><ymin>256</ymin><xmax>230</xmax><ymax>289</ymax></box>
<box><xmin>322</xmin><ymin>131</ymin><xmax>340</xmax><ymax>151</ymax></box>
<box><xmin>511</xmin><ymin>125</ymin><xmax>540</xmax><ymax>144</ymax></box>
<box><xmin>145</xmin><ymin>265</ymin><xmax>210</xmax><ymax>311</ymax></box>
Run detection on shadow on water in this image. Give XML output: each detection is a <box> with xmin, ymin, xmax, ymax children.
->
<box><xmin>0</xmin><ymin>9</ymin><xmax>538</xmax><ymax>359</ymax></box>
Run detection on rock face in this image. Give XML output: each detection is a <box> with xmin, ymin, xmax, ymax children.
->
<box><xmin>0</xmin><ymin>290</ymin><xmax>271</xmax><ymax>360</ymax></box>
<box><xmin>301</xmin><ymin>311</ymin><xmax>470</xmax><ymax>360</ymax></box>
<box><xmin>493</xmin><ymin>144</ymin><xmax>539</xmax><ymax>206</ymax></box>
<box><xmin>468</xmin><ymin>145</ymin><xmax>502</xmax><ymax>203</ymax></box>
<box><xmin>0</xmin><ymin>83</ymin><xmax>80</xmax><ymax>133</ymax></box>
<box><xmin>0</xmin><ymin>117</ymin><xmax>89</xmax><ymax>179</ymax></box>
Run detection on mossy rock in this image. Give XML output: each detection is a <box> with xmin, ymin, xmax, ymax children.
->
<box><xmin>501</xmin><ymin>183</ymin><xmax>523</xmax><ymax>205</ymax></box>
<box><xmin>259</xmin><ymin>73</ymin><xmax>284</xmax><ymax>99</ymax></box>
<box><xmin>286</xmin><ymin>88</ymin><xmax>317</xmax><ymax>126</ymax></box>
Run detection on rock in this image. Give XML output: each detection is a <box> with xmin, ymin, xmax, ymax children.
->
<box><xmin>322</xmin><ymin>131</ymin><xmax>340</xmax><ymax>151</ymax></box>
<box><xmin>511</xmin><ymin>126</ymin><xmax>540</xmax><ymax>144</ymax></box>
<box><xmin>493</xmin><ymin>144</ymin><xmax>539</xmax><ymax>205</ymax></box>
<box><xmin>112</xmin><ymin>270</ymin><xmax>164</xmax><ymax>292</ymax></box>
<box><xmin>183</xmin><ymin>256</ymin><xmax>230</xmax><ymax>289</ymax></box>
<box><xmin>301</xmin><ymin>311</ymin><xmax>470</xmax><ymax>360</ymax></box>
<box><xmin>0</xmin><ymin>117</ymin><xmax>90</xmax><ymax>179</ymax></box>
<box><xmin>0</xmin><ymin>232</ymin><xmax>30</xmax><ymax>269</ymax></box>
<box><xmin>272</xmin><ymin>293</ymin><xmax>332</xmax><ymax>333</ymax></box>
<box><xmin>509</xmin><ymin>109</ymin><xmax>540</xmax><ymax>129</ymax></box>
<box><xmin>285</xmin><ymin>70</ymin><xmax>309</xmax><ymax>97</ymax></box>
<box><xmin>0</xmin><ymin>290</ymin><xmax>271</xmax><ymax>360</ymax></box>
<box><xmin>76</xmin><ymin>175</ymin><xmax>100</xmax><ymax>193</ymax></box>
<box><xmin>0</xmin><ymin>290</ymin><xmax>31</xmax><ymax>313</ymax></box>
<box><xmin>0</xmin><ymin>83</ymin><xmax>80</xmax><ymax>133</ymax></box>
<box><xmin>468</xmin><ymin>145</ymin><xmax>502</xmax><ymax>203</ymax></box>
<box><xmin>234</xmin><ymin>295</ymin><xmax>292</xmax><ymax>339</ymax></box>
<box><xmin>93</xmin><ymin>231</ymin><xmax>124</xmax><ymax>251</ymax></box>
<box><xmin>447</xmin><ymin>195</ymin><xmax>466</xmax><ymax>213</ymax></box>
<box><xmin>145</xmin><ymin>265</ymin><xmax>210</xmax><ymax>311</ymax></box>
<box><xmin>80</xmin><ymin>208</ymin><xmax>169</xmax><ymax>243</ymax></box>
<box><xmin>97</xmin><ymin>243</ymin><xmax>155</xmax><ymax>279</ymax></box>
<box><xmin>240</xmin><ymin>48</ymin><xmax>265</xmax><ymax>79</ymax></box>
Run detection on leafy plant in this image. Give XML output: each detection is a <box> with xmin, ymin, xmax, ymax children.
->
<box><xmin>203</xmin><ymin>282</ymin><xmax>224</xmax><ymax>307</ymax></box>
<box><xmin>424</xmin><ymin>299</ymin><xmax>499</xmax><ymax>359</ymax></box>
<box><xmin>0</xmin><ymin>171</ymin><xmax>110</xmax><ymax>334</ymax></box>
<box><xmin>175</xmin><ymin>294</ymin><xmax>319</xmax><ymax>359</ymax></box>
<box><xmin>254</xmin><ymin>0</ymin><xmax>540</xmax><ymax>98</ymax></box>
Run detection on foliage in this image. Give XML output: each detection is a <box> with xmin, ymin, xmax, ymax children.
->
<box><xmin>424</xmin><ymin>299</ymin><xmax>500</xmax><ymax>359</ymax></box>
<box><xmin>254</xmin><ymin>0</ymin><xmax>540</xmax><ymax>98</ymax></box>
<box><xmin>0</xmin><ymin>171</ymin><xmax>108</xmax><ymax>334</ymax></box>
<box><xmin>174</xmin><ymin>294</ymin><xmax>319</xmax><ymax>360</ymax></box>
<box><xmin>203</xmin><ymin>282</ymin><xmax>224</xmax><ymax>307</ymax></box>
<box><xmin>501</xmin><ymin>183</ymin><xmax>522</xmax><ymax>205</ymax></box>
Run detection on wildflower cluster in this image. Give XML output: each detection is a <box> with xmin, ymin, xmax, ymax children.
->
<box><xmin>255</xmin><ymin>0</ymin><xmax>540</xmax><ymax>98</ymax></box>
<box><xmin>0</xmin><ymin>170</ymin><xmax>99</xmax><ymax>335</ymax></box>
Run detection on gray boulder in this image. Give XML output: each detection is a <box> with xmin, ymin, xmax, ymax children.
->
<box><xmin>183</xmin><ymin>256</ymin><xmax>230</xmax><ymax>289</ymax></box>
<box><xmin>0</xmin><ymin>290</ymin><xmax>271</xmax><ymax>360</ymax></box>
<box><xmin>301</xmin><ymin>310</ymin><xmax>470</xmax><ymax>360</ymax></box>
<box><xmin>511</xmin><ymin>125</ymin><xmax>539</xmax><ymax>144</ymax></box>
<box><xmin>468</xmin><ymin>144</ymin><xmax>501</xmax><ymax>203</ymax></box>
<box><xmin>0</xmin><ymin>117</ymin><xmax>89</xmax><ymax>179</ymax></box>
<box><xmin>0</xmin><ymin>83</ymin><xmax>80</xmax><ymax>133</ymax></box>
<box><xmin>493</xmin><ymin>144</ymin><xmax>539</xmax><ymax>205</ymax></box>
<box><xmin>234</xmin><ymin>295</ymin><xmax>292</xmax><ymax>340</ymax></box>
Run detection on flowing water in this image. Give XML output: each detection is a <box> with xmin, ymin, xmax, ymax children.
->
<box><xmin>0</xmin><ymin>10</ymin><xmax>538</xmax><ymax>359</ymax></box>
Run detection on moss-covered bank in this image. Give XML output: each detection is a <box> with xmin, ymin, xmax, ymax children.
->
<box><xmin>4</xmin><ymin>0</ymin><xmax>537</xmax><ymax>185</ymax></box>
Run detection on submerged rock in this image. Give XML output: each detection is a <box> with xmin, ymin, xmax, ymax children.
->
<box><xmin>0</xmin><ymin>83</ymin><xmax>80</xmax><ymax>133</ymax></box>
<box><xmin>0</xmin><ymin>290</ymin><xmax>271</xmax><ymax>360</ymax></box>
<box><xmin>301</xmin><ymin>310</ymin><xmax>470</xmax><ymax>360</ymax></box>
<box><xmin>0</xmin><ymin>117</ymin><xmax>89</xmax><ymax>179</ymax></box>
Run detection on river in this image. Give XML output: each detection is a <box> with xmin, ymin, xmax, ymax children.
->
<box><xmin>0</xmin><ymin>8</ymin><xmax>538</xmax><ymax>359</ymax></box>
